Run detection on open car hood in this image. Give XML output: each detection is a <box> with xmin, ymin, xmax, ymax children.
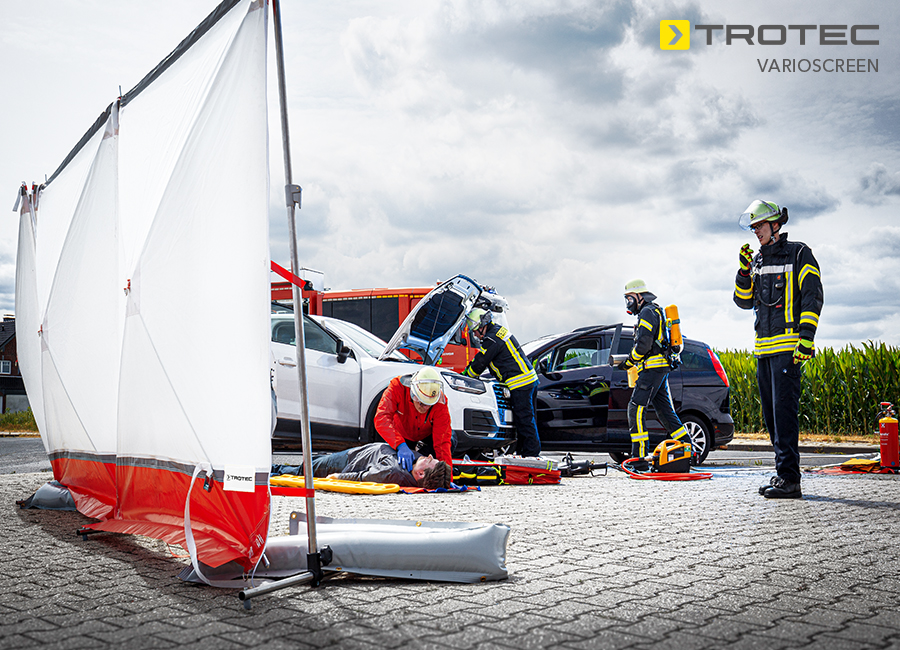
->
<box><xmin>379</xmin><ymin>274</ymin><xmax>482</xmax><ymax>366</ymax></box>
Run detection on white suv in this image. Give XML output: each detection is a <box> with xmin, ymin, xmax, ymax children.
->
<box><xmin>271</xmin><ymin>275</ymin><xmax>515</xmax><ymax>455</ymax></box>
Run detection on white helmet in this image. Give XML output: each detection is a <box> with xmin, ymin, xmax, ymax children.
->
<box><xmin>410</xmin><ymin>367</ymin><xmax>443</xmax><ymax>406</ymax></box>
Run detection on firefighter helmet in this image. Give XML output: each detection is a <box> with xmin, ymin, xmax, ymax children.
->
<box><xmin>466</xmin><ymin>308</ymin><xmax>492</xmax><ymax>331</ymax></box>
<box><xmin>624</xmin><ymin>279</ymin><xmax>657</xmax><ymax>302</ymax></box>
<box><xmin>410</xmin><ymin>367</ymin><xmax>443</xmax><ymax>406</ymax></box>
<box><xmin>739</xmin><ymin>199</ymin><xmax>789</xmax><ymax>230</ymax></box>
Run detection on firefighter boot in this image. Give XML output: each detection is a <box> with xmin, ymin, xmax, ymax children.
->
<box><xmin>758</xmin><ymin>476</ymin><xmax>780</xmax><ymax>495</ymax></box>
<box><xmin>764</xmin><ymin>478</ymin><xmax>802</xmax><ymax>499</ymax></box>
<box><xmin>629</xmin><ymin>441</ymin><xmax>649</xmax><ymax>472</ymax></box>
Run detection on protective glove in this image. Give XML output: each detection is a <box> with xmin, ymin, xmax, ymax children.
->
<box><xmin>617</xmin><ymin>357</ymin><xmax>634</xmax><ymax>371</ymax></box>
<box><xmin>449</xmin><ymin>482</ymin><xmax>463</xmax><ymax>491</ymax></box>
<box><xmin>793</xmin><ymin>338</ymin><xmax>814</xmax><ymax>364</ymax></box>
<box><xmin>739</xmin><ymin>243</ymin><xmax>754</xmax><ymax>273</ymax></box>
<box><xmin>396</xmin><ymin>442</ymin><xmax>415</xmax><ymax>472</ymax></box>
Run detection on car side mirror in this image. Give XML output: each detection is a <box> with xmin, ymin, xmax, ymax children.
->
<box><xmin>537</xmin><ymin>358</ymin><xmax>562</xmax><ymax>381</ymax></box>
<box><xmin>336</xmin><ymin>339</ymin><xmax>352</xmax><ymax>364</ymax></box>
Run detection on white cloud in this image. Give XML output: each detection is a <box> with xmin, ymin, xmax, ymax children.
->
<box><xmin>853</xmin><ymin>163</ymin><xmax>900</xmax><ymax>205</ymax></box>
<box><xmin>2</xmin><ymin>0</ymin><xmax>899</xmax><ymax>353</ymax></box>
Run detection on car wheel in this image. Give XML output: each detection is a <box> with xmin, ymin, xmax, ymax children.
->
<box><xmin>362</xmin><ymin>390</ymin><xmax>386</xmax><ymax>445</ymax></box>
<box><xmin>681</xmin><ymin>414</ymin><xmax>712</xmax><ymax>465</ymax></box>
<box><xmin>608</xmin><ymin>451</ymin><xmax>629</xmax><ymax>464</ymax></box>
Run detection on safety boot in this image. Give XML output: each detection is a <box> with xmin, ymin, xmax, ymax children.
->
<box><xmin>629</xmin><ymin>442</ymin><xmax>649</xmax><ymax>472</ymax></box>
<box><xmin>764</xmin><ymin>480</ymin><xmax>802</xmax><ymax>499</ymax></box>
<box><xmin>758</xmin><ymin>475</ymin><xmax>781</xmax><ymax>495</ymax></box>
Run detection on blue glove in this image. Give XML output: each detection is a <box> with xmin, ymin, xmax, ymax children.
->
<box><xmin>449</xmin><ymin>482</ymin><xmax>463</xmax><ymax>491</ymax></box>
<box><xmin>397</xmin><ymin>442</ymin><xmax>415</xmax><ymax>472</ymax></box>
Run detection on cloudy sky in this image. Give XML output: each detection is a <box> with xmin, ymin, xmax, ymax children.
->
<box><xmin>1</xmin><ymin>0</ymin><xmax>898</xmax><ymax>351</ymax></box>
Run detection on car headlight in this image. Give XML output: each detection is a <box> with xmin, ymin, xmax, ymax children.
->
<box><xmin>441</xmin><ymin>371</ymin><xmax>487</xmax><ymax>394</ymax></box>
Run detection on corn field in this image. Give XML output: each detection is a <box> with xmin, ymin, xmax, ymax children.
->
<box><xmin>716</xmin><ymin>342</ymin><xmax>900</xmax><ymax>437</ymax></box>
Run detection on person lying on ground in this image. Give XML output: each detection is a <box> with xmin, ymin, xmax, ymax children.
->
<box><xmin>271</xmin><ymin>442</ymin><xmax>452</xmax><ymax>489</ymax></box>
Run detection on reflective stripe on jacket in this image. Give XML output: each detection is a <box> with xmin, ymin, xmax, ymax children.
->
<box><xmin>464</xmin><ymin>324</ymin><xmax>537</xmax><ymax>390</ymax></box>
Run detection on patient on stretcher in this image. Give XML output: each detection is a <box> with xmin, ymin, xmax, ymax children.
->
<box><xmin>272</xmin><ymin>442</ymin><xmax>451</xmax><ymax>489</ymax></box>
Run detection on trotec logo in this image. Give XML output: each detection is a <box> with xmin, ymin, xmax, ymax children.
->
<box><xmin>660</xmin><ymin>20</ymin><xmax>690</xmax><ymax>50</ymax></box>
<box><xmin>658</xmin><ymin>21</ymin><xmax>879</xmax><ymax>72</ymax></box>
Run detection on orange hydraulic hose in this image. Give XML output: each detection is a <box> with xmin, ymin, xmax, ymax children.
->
<box><xmin>621</xmin><ymin>458</ymin><xmax>712</xmax><ymax>481</ymax></box>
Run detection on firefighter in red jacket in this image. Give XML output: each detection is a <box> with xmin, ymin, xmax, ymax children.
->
<box><xmin>374</xmin><ymin>367</ymin><xmax>454</xmax><ymax>471</ymax></box>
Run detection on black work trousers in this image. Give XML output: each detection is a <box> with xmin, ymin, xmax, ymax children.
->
<box><xmin>272</xmin><ymin>449</ymin><xmax>351</xmax><ymax>478</ymax></box>
<box><xmin>627</xmin><ymin>369</ymin><xmax>685</xmax><ymax>436</ymax></box>
<box><xmin>510</xmin><ymin>383</ymin><xmax>541</xmax><ymax>457</ymax></box>
<box><xmin>757</xmin><ymin>353</ymin><xmax>802</xmax><ymax>483</ymax></box>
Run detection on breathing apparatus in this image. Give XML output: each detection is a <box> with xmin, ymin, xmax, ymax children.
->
<box><xmin>625</xmin><ymin>294</ymin><xmax>640</xmax><ymax>316</ymax></box>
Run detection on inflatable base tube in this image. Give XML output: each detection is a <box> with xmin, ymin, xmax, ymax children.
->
<box><xmin>180</xmin><ymin>514</ymin><xmax>510</xmax><ymax>587</ymax></box>
<box><xmin>17</xmin><ymin>480</ymin><xmax>77</xmax><ymax>511</ymax></box>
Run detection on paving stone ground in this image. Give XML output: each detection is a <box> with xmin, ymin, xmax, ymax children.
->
<box><xmin>2</xmin><ymin>466</ymin><xmax>899</xmax><ymax>649</ymax></box>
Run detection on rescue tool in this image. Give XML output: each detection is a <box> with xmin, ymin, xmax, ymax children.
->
<box><xmin>617</xmin><ymin>440</ymin><xmax>712</xmax><ymax>481</ymax></box>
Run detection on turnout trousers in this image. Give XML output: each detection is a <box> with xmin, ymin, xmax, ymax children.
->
<box><xmin>757</xmin><ymin>353</ymin><xmax>802</xmax><ymax>484</ymax></box>
<box><xmin>510</xmin><ymin>382</ymin><xmax>541</xmax><ymax>457</ymax></box>
<box><xmin>627</xmin><ymin>369</ymin><xmax>688</xmax><ymax>457</ymax></box>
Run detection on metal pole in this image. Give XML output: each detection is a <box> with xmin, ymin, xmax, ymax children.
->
<box><xmin>238</xmin><ymin>571</ymin><xmax>315</xmax><ymax>605</ymax></box>
<box><xmin>271</xmin><ymin>0</ymin><xmax>318</xmax><ymax>557</ymax></box>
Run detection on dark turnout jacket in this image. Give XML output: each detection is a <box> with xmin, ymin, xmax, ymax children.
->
<box><xmin>463</xmin><ymin>323</ymin><xmax>537</xmax><ymax>390</ymax></box>
<box><xmin>734</xmin><ymin>233</ymin><xmax>823</xmax><ymax>357</ymax></box>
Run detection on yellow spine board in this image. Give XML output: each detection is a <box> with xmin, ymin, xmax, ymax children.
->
<box><xmin>664</xmin><ymin>304</ymin><xmax>682</xmax><ymax>350</ymax></box>
<box><xmin>271</xmin><ymin>474</ymin><xmax>400</xmax><ymax>495</ymax></box>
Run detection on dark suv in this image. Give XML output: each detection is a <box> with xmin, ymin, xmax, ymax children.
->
<box><xmin>521</xmin><ymin>325</ymin><xmax>734</xmax><ymax>464</ymax></box>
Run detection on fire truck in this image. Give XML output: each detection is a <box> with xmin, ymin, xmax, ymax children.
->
<box><xmin>270</xmin><ymin>262</ymin><xmax>508</xmax><ymax>373</ymax></box>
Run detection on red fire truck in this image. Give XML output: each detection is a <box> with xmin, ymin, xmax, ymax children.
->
<box><xmin>270</xmin><ymin>263</ymin><xmax>506</xmax><ymax>373</ymax></box>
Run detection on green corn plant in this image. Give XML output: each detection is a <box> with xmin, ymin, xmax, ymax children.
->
<box><xmin>714</xmin><ymin>342</ymin><xmax>900</xmax><ymax>437</ymax></box>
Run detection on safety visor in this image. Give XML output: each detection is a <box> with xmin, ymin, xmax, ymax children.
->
<box><xmin>739</xmin><ymin>200</ymin><xmax>779</xmax><ymax>230</ymax></box>
<box><xmin>411</xmin><ymin>378</ymin><xmax>443</xmax><ymax>406</ymax></box>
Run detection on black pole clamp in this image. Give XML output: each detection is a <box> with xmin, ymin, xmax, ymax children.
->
<box><xmin>306</xmin><ymin>545</ymin><xmax>333</xmax><ymax>587</ymax></box>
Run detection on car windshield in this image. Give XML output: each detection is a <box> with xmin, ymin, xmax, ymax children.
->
<box><xmin>316</xmin><ymin>317</ymin><xmax>411</xmax><ymax>362</ymax></box>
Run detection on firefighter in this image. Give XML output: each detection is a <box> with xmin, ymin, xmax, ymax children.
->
<box><xmin>619</xmin><ymin>279</ymin><xmax>693</xmax><ymax>471</ymax></box>
<box><xmin>462</xmin><ymin>308</ymin><xmax>541</xmax><ymax>457</ymax></box>
<box><xmin>734</xmin><ymin>200</ymin><xmax>823</xmax><ymax>499</ymax></box>
<box><xmin>374</xmin><ymin>366</ymin><xmax>454</xmax><ymax>472</ymax></box>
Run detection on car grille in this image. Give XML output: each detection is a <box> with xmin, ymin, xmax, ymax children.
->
<box><xmin>464</xmin><ymin>409</ymin><xmax>499</xmax><ymax>434</ymax></box>
<box><xmin>492</xmin><ymin>383</ymin><xmax>511</xmax><ymax>411</ymax></box>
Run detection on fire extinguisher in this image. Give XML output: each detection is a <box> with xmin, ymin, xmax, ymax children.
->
<box><xmin>878</xmin><ymin>402</ymin><xmax>899</xmax><ymax>470</ymax></box>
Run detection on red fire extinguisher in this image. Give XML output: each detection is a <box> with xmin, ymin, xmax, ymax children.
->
<box><xmin>878</xmin><ymin>402</ymin><xmax>899</xmax><ymax>470</ymax></box>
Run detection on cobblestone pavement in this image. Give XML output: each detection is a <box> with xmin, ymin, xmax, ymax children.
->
<box><xmin>2</xmin><ymin>465</ymin><xmax>900</xmax><ymax>650</ymax></box>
